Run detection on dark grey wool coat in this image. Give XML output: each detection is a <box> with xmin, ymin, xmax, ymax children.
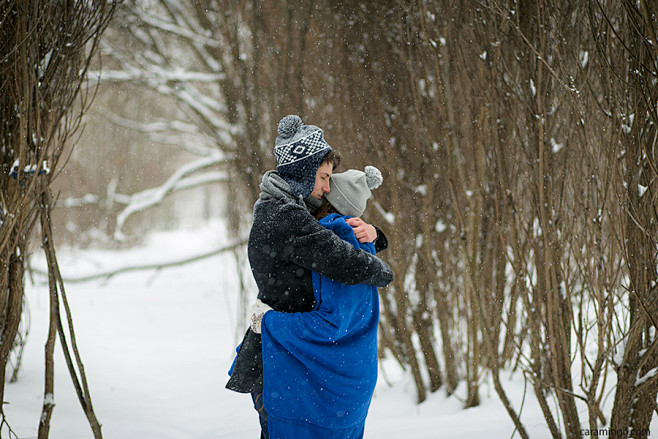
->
<box><xmin>226</xmin><ymin>171</ymin><xmax>393</xmax><ymax>394</ymax></box>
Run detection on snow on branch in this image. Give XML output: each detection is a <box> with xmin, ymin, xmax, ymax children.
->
<box><xmin>137</xmin><ymin>9</ymin><xmax>220</xmax><ymax>47</ymax></box>
<box><xmin>636</xmin><ymin>366</ymin><xmax>658</xmax><ymax>388</ymax></box>
<box><xmin>159</xmin><ymin>0</ymin><xmax>225</xmax><ymax>72</ymax></box>
<box><xmin>85</xmin><ymin>68</ymin><xmax>225</xmax><ymax>87</ymax></box>
<box><xmin>114</xmin><ymin>154</ymin><xmax>228</xmax><ymax>241</ymax></box>
<box><xmin>166</xmin><ymin>84</ymin><xmax>234</xmax><ymax>138</ymax></box>
<box><xmin>59</xmin><ymin>194</ymin><xmax>101</xmax><ymax>208</ymax></box>
<box><xmin>91</xmin><ymin>62</ymin><xmax>236</xmax><ymax>145</ymax></box>
<box><xmin>106</xmin><ymin>115</ymin><xmax>200</xmax><ymax>135</ymax></box>
<box><xmin>91</xmin><ymin>13</ymin><xmax>241</xmax><ymax>146</ymax></box>
<box><xmin>103</xmin><ymin>113</ymin><xmax>217</xmax><ymax>157</ymax></box>
<box><xmin>29</xmin><ymin>239</ymin><xmax>247</xmax><ymax>284</ymax></box>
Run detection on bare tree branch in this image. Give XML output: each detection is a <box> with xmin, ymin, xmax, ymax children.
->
<box><xmin>29</xmin><ymin>239</ymin><xmax>246</xmax><ymax>284</ymax></box>
<box><xmin>114</xmin><ymin>154</ymin><xmax>229</xmax><ymax>240</ymax></box>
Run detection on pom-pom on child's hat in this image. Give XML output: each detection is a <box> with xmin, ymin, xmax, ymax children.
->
<box><xmin>325</xmin><ymin>166</ymin><xmax>383</xmax><ymax>217</ymax></box>
<box><xmin>274</xmin><ymin>115</ymin><xmax>332</xmax><ymax>198</ymax></box>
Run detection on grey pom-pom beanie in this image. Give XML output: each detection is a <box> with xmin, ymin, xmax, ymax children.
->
<box><xmin>325</xmin><ymin>166</ymin><xmax>383</xmax><ymax>217</ymax></box>
<box><xmin>274</xmin><ymin>115</ymin><xmax>332</xmax><ymax>198</ymax></box>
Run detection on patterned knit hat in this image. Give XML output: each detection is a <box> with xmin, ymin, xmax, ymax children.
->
<box><xmin>325</xmin><ymin>166</ymin><xmax>383</xmax><ymax>217</ymax></box>
<box><xmin>274</xmin><ymin>115</ymin><xmax>332</xmax><ymax>198</ymax></box>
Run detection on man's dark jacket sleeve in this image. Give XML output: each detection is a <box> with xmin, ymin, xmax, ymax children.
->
<box><xmin>277</xmin><ymin>205</ymin><xmax>393</xmax><ymax>287</ymax></box>
<box><xmin>373</xmin><ymin>225</ymin><xmax>388</xmax><ymax>253</ymax></box>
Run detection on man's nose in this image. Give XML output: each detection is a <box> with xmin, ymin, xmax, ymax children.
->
<box><xmin>323</xmin><ymin>183</ymin><xmax>331</xmax><ymax>193</ymax></box>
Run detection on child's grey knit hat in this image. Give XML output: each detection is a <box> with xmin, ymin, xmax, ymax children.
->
<box><xmin>274</xmin><ymin>115</ymin><xmax>332</xmax><ymax>198</ymax></box>
<box><xmin>326</xmin><ymin>166</ymin><xmax>383</xmax><ymax>217</ymax></box>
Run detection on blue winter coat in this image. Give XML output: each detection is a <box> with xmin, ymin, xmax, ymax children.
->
<box><xmin>260</xmin><ymin>213</ymin><xmax>380</xmax><ymax>438</ymax></box>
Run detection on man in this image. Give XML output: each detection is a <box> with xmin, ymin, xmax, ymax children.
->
<box><xmin>226</xmin><ymin>115</ymin><xmax>393</xmax><ymax>439</ymax></box>
<box><xmin>256</xmin><ymin>166</ymin><xmax>386</xmax><ymax>439</ymax></box>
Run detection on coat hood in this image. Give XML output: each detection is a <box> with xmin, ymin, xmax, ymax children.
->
<box><xmin>258</xmin><ymin>170</ymin><xmax>322</xmax><ymax>212</ymax></box>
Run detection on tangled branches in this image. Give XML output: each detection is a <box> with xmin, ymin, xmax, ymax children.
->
<box><xmin>0</xmin><ymin>1</ymin><xmax>116</xmax><ymax>437</ymax></box>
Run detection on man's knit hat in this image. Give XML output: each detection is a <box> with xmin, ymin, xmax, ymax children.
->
<box><xmin>326</xmin><ymin>166</ymin><xmax>383</xmax><ymax>217</ymax></box>
<box><xmin>274</xmin><ymin>115</ymin><xmax>332</xmax><ymax>198</ymax></box>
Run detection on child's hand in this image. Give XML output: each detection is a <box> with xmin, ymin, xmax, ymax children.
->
<box><xmin>345</xmin><ymin>217</ymin><xmax>377</xmax><ymax>243</ymax></box>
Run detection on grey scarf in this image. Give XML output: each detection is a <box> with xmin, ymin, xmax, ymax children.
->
<box><xmin>257</xmin><ymin>170</ymin><xmax>321</xmax><ymax>213</ymax></box>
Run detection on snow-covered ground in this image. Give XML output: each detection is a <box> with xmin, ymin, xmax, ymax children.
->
<box><xmin>6</xmin><ymin>221</ymin><xmax>556</xmax><ymax>438</ymax></box>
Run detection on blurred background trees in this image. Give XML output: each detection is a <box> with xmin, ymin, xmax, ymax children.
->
<box><xmin>21</xmin><ymin>0</ymin><xmax>657</xmax><ymax>437</ymax></box>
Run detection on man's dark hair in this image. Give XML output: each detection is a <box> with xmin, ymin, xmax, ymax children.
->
<box><xmin>321</xmin><ymin>150</ymin><xmax>342</xmax><ymax>172</ymax></box>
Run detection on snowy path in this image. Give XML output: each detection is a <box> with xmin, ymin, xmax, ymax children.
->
<box><xmin>6</xmin><ymin>224</ymin><xmax>553</xmax><ymax>438</ymax></box>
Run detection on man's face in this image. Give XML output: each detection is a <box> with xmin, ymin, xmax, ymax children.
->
<box><xmin>309</xmin><ymin>162</ymin><xmax>333</xmax><ymax>200</ymax></box>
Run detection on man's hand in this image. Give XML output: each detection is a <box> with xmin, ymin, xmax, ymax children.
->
<box><xmin>345</xmin><ymin>217</ymin><xmax>377</xmax><ymax>243</ymax></box>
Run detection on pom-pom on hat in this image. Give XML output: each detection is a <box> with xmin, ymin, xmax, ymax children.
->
<box><xmin>325</xmin><ymin>166</ymin><xmax>383</xmax><ymax>217</ymax></box>
<box><xmin>274</xmin><ymin>115</ymin><xmax>332</xmax><ymax>198</ymax></box>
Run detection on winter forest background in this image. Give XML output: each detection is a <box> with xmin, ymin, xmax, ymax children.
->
<box><xmin>1</xmin><ymin>1</ymin><xmax>657</xmax><ymax>438</ymax></box>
